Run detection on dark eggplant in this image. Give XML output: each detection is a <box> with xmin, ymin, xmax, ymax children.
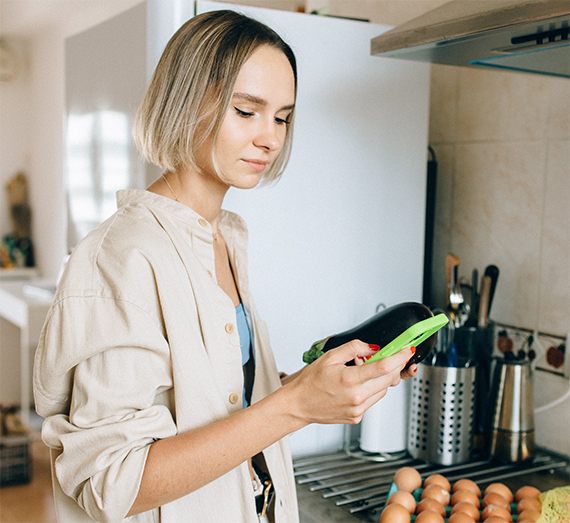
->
<box><xmin>302</xmin><ymin>302</ymin><xmax>437</xmax><ymax>368</ymax></box>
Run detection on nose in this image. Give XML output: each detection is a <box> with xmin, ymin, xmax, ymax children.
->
<box><xmin>253</xmin><ymin>119</ymin><xmax>282</xmax><ymax>152</ymax></box>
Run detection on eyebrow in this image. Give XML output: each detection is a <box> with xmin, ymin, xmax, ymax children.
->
<box><xmin>233</xmin><ymin>92</ymin><xmax>295</xmax><ymax>112</ymax></box>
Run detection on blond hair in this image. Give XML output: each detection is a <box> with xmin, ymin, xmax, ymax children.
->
<box><xmin>133</xmin><ymin>10</ymin><xmax>297</xmax><ymax>184</ymax></box>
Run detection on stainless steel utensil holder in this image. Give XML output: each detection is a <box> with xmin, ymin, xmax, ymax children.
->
<box><xmin>408</xmin><ymin>363</ymin><xmax>476</xmax><ymax>465</ymax></box>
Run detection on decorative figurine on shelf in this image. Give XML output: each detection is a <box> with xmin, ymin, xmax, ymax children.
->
<box><xmin>0</xmin><ymin>404</ymin><xmax>30</xmax><ymax>436</ymax></box>
<box><xmin>2</xmin><ymin>171</ymin><xmax>35</xmax><ymax>267</ymax></box>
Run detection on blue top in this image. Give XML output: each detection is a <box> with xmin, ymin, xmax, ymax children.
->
<box><xmin>236</xmin><ymin>303</ymin><xmax>253</xmax><ymax>407</ymax></box>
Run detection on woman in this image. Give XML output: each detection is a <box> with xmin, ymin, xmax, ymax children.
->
<box><xmin>34</xmin><ymin>10</ymin><xmax>417</xmax><ymax>523</ymax></box>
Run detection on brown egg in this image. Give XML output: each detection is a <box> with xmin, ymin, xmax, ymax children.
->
<box><xmin>380</xmin><ymin>503</ymin><xmax>411</xmax><ymax>523</ymax></box>
<box><xmin>450</xmin><ymin>501</ymin><xmax>480</xmax><ymax>522</ymax></box>
<box><xmin>519</xmin><ymin>520</ymin><xmax>539</xmax><ymax>523</ymax></box>
<box><xmin>415</xmin><ymin>509</ymin><xmax>445</xmax><ymax>523</ymax></box>
<box><xmin>484</xmin><ymin>517</ymin><xmax>509</xmax><ymax>523</ymax></box>
<box><xmin>485</xmin><ymin>483</ymin><xmax>514</xmax><ymax>504</ymax></box>
<box><xmin>483</xmin><ymin>492</ymin><xmax>510</xmax><ymax>511</ymax></box>
<box><xmin>451</xmin><ymin>489</ymin><xmax>481</xmax><ymax>509</ymax></box>
<box><xmin>452</xmin><ymin>479</ymin><xmax>482</xmax><ymax>498</ymax></box>
<box><xmin>482</xmin><ymin>505</ymin><xmax>513</xmax><ymax>521</ymax></box>
<box><xmin>387</xmin><ymin>490</ymin><xmax>416</xmax><ymax>514</ymax></box>
<box><xmin>515</xmin><ymin>485</ymin><xmax>541</xmax><ymax>502</ymax></box>
<box><xmin>416</xmin><ymin>498</ymin><xmax>446</xmax><ymax>517</ymax></box>
<box><xmin>421</xmin><ymin>484</ymin><xmax>451</xmax><ymax>506</ymax></box>
<box><xmin>386</xmin><ymin>490</ymin><xmax>416</xmax><ymax>514</ymax></box>
<box><xmin>394</xmin><ymin>467</ymin><xmax>423</xmax><ymax>492</ymax></box>
<box><xmin>423</xmin><ymin>473</ymin><xmax>451</xmax><ymax>492</ymax></box>
<box><xmin>516</xmin><ymin>497</ymin><xmax>542</xmax><ymax>514</ymax></box>
<box><xmin>448</xmin><ymin>514</ymin><xmax>476</xmax><ymax>523</ymax></box>
<box><xmin>518</xmin><ymin>508</ymin><xmax>541</xmax><ymax>522</ymax></box>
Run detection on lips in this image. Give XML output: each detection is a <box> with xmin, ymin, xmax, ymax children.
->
<box><xmin>242</xmin><ymin>158</ymin><xmax>269</xmax><ymax>172</ymax></box>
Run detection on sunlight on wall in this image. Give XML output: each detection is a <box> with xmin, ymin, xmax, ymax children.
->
<box><xmin>66</xmin><ymin>110</ymin><xmax>130</xmax><ymax>244</ymax></box>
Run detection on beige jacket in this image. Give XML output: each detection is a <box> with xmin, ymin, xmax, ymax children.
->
<box><xmin>33</xmin><ymin>190</ymin><xmax>299</xmax><ymax>523</ymax></box>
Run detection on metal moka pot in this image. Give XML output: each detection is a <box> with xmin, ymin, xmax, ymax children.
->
<box><xmin>488</xmin><ymin>358</ymin><xmax>535</xmax><ymax>462</ymax></box>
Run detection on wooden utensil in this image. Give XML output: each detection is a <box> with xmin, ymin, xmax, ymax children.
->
<box><xmin>446</xmin><ymin>253</ymin><xmax>460</xmax><ymax>303</ymax></box>
<box><xmin>478</xmin><ymin>275</ymin><xmax>492</xmax><ymax>328</ymax></box>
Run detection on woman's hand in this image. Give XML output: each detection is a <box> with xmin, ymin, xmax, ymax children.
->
<box><xmin>400</xmin><ymin>362</ymin><xmax>418</xmax><ymax>380</ymax></box>
<box><xmin>355</xmin><ymin>347</ymin><xmax>418</xmax><ymax>380</ymax></box>
<box><xmin>283</xmin><ymin>340</ymin><xmax>414</xmax><ymax>426</ymax></box>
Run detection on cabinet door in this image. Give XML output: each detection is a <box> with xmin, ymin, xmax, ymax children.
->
<box><xmin>202</xmin><ymin>2</ymin><xmax>431</xmax><ymax>455</ymax></box>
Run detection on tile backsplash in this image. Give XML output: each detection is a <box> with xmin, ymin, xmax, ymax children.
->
<box><xmin>429</xmin><ymin>64</ymin><xmax>569</xmax><ymax>456</ymax></box>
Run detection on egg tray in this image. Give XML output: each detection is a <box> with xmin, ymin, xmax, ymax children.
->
<box><xmin>386</xmin><ymin>481</ymin><xmax>526</xmax><ymax>521</ymax></box>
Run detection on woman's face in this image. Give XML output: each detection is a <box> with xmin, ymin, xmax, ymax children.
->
<box><xmin>197</xmin><ymin>45</ymin><xmax>296</xmax><ymax>189</ymax></box>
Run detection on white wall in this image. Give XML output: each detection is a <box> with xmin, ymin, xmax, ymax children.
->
<box><xmin>28</xmin><ymin>30</ymin><xmax>67</xmax><ymax>280</ymax></box>
<box><xmin>0</xmin><ymin>38</ymin><xmax>34</xmax><ymax>253</ymax></box>
<box><xmin>0</xmin><ymin>0</ymin><xmax>145</xmax><ymax>281</ymax></box>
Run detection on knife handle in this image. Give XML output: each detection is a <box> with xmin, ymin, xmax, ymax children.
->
<box><xmin>484</xmin><ymin>264</ymin><xmax>499</xmax><ymax>315</ymax></box>
<box><xmin>478</xmin><ymin>276</ymin><xmax>492</xmax><ymax>328</ymax></box>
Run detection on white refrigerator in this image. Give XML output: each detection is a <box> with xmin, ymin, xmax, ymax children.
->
<box><xmin>64</xmin><ymin>0</ymin><xmax>431</xmax><ymax>457</ymax></box>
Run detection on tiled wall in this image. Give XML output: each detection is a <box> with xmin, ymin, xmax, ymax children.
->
<box><xmin>428</xmin><ymin>63</ymin><xmax>569</xmax><ymax>456</ymax></box>
<box><xmin>429</xmin><ymin>64</ymin><xmax>569</xmax><ymax>336</ymax></box>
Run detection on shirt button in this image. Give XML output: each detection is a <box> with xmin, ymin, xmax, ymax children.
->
<box><xmin>229</xmin><ymin>393</ymin><xmax>239</xmax><ymax>405</ymax></box>
<box><xmin>198</xmin><ymin>218</ymin><xmax>208</xmax><ymax>227</ymax></box>
<box><xmin>225</xmin><ymin>323</ymin><xmax>234</xmax><ymax>334</ymax></box>
<box><xmin>207</xmin><ymin>270</ymin><xmax>213</xmax><ymax>278</ymax></box>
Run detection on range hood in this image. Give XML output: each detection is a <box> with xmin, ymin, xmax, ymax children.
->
<box><xmin>371</xmin><ymin>0</ymin><xmax>570</xmax><ymax>78</ymax></box>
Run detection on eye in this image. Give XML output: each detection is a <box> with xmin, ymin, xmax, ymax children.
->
<box><xmin>234</xmin><ymin>107</ymin><xmax>254</xmax><ymax>118</ymax></box>
<box><xmin>275</xmin><ymin>116</ymin><xmax>291</xmax><ymax>125</ymax></box>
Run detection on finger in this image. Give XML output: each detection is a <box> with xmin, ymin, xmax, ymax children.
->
<box><xmin>358</xmin><ymin>345</ymin><xmax>414</xmax><ymax>381</ymax></box>
<box><xmin>358</xmin><ymin>387</ymin><xmax>389</xmax><ymax>418</ymax></box>
<box><xmin>354</xmin><ymin>343</ymin><xmax>382</xmax><ymax>365</ymax></box>
<box><xmin>323</xmin><ymin>340</ymin><xmax>377</xmax><ymax>365</ymax></box>
<box><xmin>354</xmin><ymin>359</ymin><xmax>408</xmax><ymax>403</ymax></box>
<box><xmin>405</xmin><ymin>346</ymin><xmax>417</xmax><ymax>365</ymax></box>
<box><xmin>401</xmin><ymin>363</ymin><xmax>418</xmax><ymax>380</ymax></box>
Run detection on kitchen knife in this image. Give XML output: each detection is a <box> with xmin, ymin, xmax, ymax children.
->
<box><xmin>484</xmin><ymin>265</ymin><xmax>499</xmax><ymax>315</ymax></box>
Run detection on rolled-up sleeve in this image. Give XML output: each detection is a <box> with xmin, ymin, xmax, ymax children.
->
<box><xmin>35</xmin><ymin>295</ymin><xmax>178</xmax><ymax>522</ymax></box>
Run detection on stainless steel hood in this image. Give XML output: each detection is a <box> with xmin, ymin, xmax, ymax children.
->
<box><xmin>371</xmin><ymin>0</ymin><xmax>570</xmax><ymax>78</ymax></box>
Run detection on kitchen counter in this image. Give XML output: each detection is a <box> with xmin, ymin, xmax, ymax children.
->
<box><xmin>294</xmin><ymin>450</ymin><xmax>569</xmax><ymax>522</ymax></box>
<box><xmin>296</xmin><ymin>480</ymin><xmax>371</xmax><ymax>522</ymax></box>
<box><xmin>0</xmin><ymin>280</ymin><xmax>54</xmax><ymax>423</ymax></box>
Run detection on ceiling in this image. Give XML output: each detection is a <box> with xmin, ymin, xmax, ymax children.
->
<box><xmin>0</xmin><ymin>0</ymin><xmax>144</xmax><ymax>37</ymax></box>
<box><xmin>1</xmin><ymin>1</ymin><xmax>79</xmax><ymax>36</ymax></box>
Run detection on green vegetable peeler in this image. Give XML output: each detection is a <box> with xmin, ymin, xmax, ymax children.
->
<box><xmin>363</xmin><ymin>313</ymin><xmax>449</xmax><ymax>365</ymax></box>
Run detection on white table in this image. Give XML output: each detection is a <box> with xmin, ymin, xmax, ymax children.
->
<box><xmin>0</xmin><ymin>280</ymin><xmax>54</xmax><ymax>424</ymax></box>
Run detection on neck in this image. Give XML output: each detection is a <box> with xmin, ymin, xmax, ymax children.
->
<box><xmin>148</xmin><ymin>166</ymin><xmax>229</xmax><ymax>229</ymax></box>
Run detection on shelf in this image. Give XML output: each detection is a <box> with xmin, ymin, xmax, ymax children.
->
<box><xmin>0</xmin><ymin>268</ymin><xmax>39</xmax><ymax>281</ymax></box>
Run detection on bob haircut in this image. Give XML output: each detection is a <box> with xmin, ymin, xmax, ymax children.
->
<box><xmin>133</xmin><ymin>10</ymin><xmax>297</xmax><ymax>185</ymax></box>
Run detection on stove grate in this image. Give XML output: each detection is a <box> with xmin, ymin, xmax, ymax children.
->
<box><xmin>293</xmin><ymin>450</ymin><xmax>568</xmax><ymax>519</ymax></box>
